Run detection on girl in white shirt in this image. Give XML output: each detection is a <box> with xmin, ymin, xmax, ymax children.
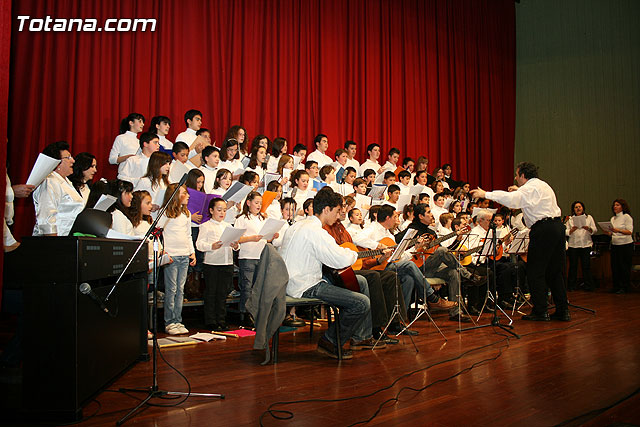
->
<box><xmin>136</xmin><ymin>151</ymin><xmax>171</xmax><ymax>216</ymax></box>
<box><xmin>109</xmin><ymin>180</ymin><xmax>135</xmax><ymax>236</ymax></box>
<box><xmin>347</xmin><ymin>208</ymin><xmax>365</xmax><ymax>237</ymax></box>
<box><xmin>158</xmin><ymin>183</ymin><xmax>196</xmax><ymax>335</ymax></box>
<box><xmin>219</xmin><ymin>138</ymin><xmax>244</xmax><ymax>181</ymax></box>
<box><xmin>565</xmin><ymin>201</ymin><xmax>596</xmax><ymax>291</ymax></box>
<box><xmin>267</xmin><ymin>137</ymin><xmax>288</xmax><ymax>173</ymax></box>
<box><xmin>247</xmin><ymin>145</ymin><xmax>267</xmax><ymax>192</ymax></box>
<box><xmin>69</xmin><ymin>152</ymin><xmax>97</xmax><ymax>206</ymax></box>
<box><xmin>606</xmin><ymin>199</ymin><xmax>634</xmax><ymax>294</ymax></box>
<box><xmin>150</xmin><ymin>115</ymin><xmax>173</xmax><ymax>151</ymax></box>
<box><xmin>265</xmin><ymin>181</ymin><xmax>284</xmax><ymax>219</ymax></box>
<box><xmin>109</xmin><ymin>113</ymin><xmax>145</xmax><ymax>174</ymax></box>
<box><xmin>276</xmin><ymin>154</ymin><xmax>294</xmax><ymax>194</ymax></box>
<box><xmin>291</xmin><ymin>170</ymin><xmax>312</xmax><ymax>217</ymax></box>
<box><xmin>235</xmin><ymin>191</ymin><xmax>276</xmax><ymax>326</ymax></box>
<box><xmin>196</xmin><ymin>198</ymin><xmax>240</xmax><ymax>331</ymax></box>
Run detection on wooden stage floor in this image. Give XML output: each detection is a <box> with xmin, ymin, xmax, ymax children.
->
<box><xmin>8</xmin><ymin>290</ymin><xmax>640</xmax><ymax>426</ymax></box>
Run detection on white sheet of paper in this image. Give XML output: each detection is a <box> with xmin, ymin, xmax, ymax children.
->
<box><xmin>224</xmin><ymin>205</ymin><xmax>238</xmax><ymax>223</ymax></box>
<box><xmin>219</xmin><ymin>226</ymin><xmax>246</xmax><ymax>247</ymax></box>
<box><xmin>396</xmin><ymin>194</ymin><xmax>412</xmax><ymax>213</ymax></box>
<box><xmin>355</xmin><ymin>194</ymin><xmax>371</xmax><ymax>210</ymax></box>
<box><xmin>282</xmin><ymin>168</ymin><xmax>292</xmax><ymax>180</ymax></box>
<box><xmin>443</xmin><ymin>197</ymin><xmax>453</xmax><ymax>209</ymax></box>
<box><xmin>597</xmin><ymin>221</ymin><xmax>613</xmax><ymax>232</ymax></box>
<box><xmin>292</xmin><ymin>155</ymin><xmax>302</xmax><ymax>170</ymax></box>
<box><xmin>233</xmin><ymin>167</ymin><xmax>245</xmax><ymax>177</ymax></box>
<box><xmin>106</xmin><ymin>229</ymin><xmax>140</xmax><ymax>240</ymax></box>
<box><xmin>368</xmin><ymin>185</ymin><xmax>387</xmax><ymax>200</ymax></box>
<box><xmin>169</xmin><ymin>161</ymin><xmax>190</xmax><ymax>184</ymax></box>
<box><xmin>223</xmin><ymin>181</ymin><xmax>253</xmax><ymax>203</ymax></box>
<box><xmin>94</xmin><ymin>194</ymin><xmax>117</xmax><ymax>211</ymax></box>
<box><xmin>572</xmin><ymin>215</ymin><xmax>587</xmax><ymax>228</ymax></box>
<box><xmin>258</xmin><ymin>218</ymin><xmax>286</xmax><ymax>241</ymax></box>
<box><xmin>263</xmin><ymin>172</ymin><xmax>280</xmax><ymax>189</ymax></box>
<box><xmin>410</xmin><ymin>184</ymin><xmax>425</xmax><ymax>196</ymax></box>
<box><xmin>26</xmin><ymin>153</ymin><xmax>61</xmax><ymax>187</ymax></box>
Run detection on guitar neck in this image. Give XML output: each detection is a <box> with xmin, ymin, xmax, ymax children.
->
<box><xmin>462</xmin><ymin>228</ymin><xmax>518</xmax><ymax>257</ymax></box>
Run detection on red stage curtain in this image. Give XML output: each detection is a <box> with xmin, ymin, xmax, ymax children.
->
<box><xmin>1</xmin><ymin>0</ymin><xmax>11</xmax><ymax>301</ymax></box>
<box><xmin>6</xmin><ymin>0</ymin><xmax>515</xmax><ymax>240</ymax></box>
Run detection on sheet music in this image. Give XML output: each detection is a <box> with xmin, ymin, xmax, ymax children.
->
<box><xmin>396</xmin><ymin>194</ymin><xmax>412</xmax><ymax>213</ymax></box>
<box><xmin>597</xmin><ymin>221</ymin><xmax>613</xmax><ymax>232</ymax></box>
<box><xmin>219</xmin><ymin>226</ymin><xmax>246</xmax><ymax>247</ymax></box>
<box><xmin>258</xmin><ymin>218</ymin><xmax>286</xmax><ymax>241</ymax></box>
<box><xmin>368</xmin><ymin>184</ymin><xmax>386</xmax><ymax>200</ymax></box>
<box><xmin>355</xmin><ymin>194</ymin><xmax>371</xmax><ymax>210</ymax></box>
<box><xmin>223</xmin><ymin>181</ymin><xmax>253</xmax><ymax>203</ymax></box>
<box><xmin>572</xmin><ymin>215</ymin><xmax>587</xmax><ymax>228</ymax></box>
<box><xmin>507</xmin><ymin>229</ymin><xmax>530</xmax><ymax>254</ymax></box>
<box><xmin>26</xmin><ymin>153</ymin><xmax>60</xmax><ymax>187</ymax></box>
<box><xmin>94</xmin><ymin>194</ymin><xmax>117</xmax><ymax>211</ymax></box>
<box><xmin>389</xmin><ymin>228</ymin><xmax>417</xmax><ymax>263</ymax></box>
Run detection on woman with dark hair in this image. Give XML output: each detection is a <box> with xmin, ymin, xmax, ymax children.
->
<box><xmin>267</xmin><ymin>137</ymin><xmax>287</xmax><ymax>173</ymax></box>
<box><xmin>219</xmin><ymin>138</ymin><xmax>243</xmax><ymax>179</ymax></box>
<box><xmin>247</xmin><ymin>144</ymin><xmax>267</xmax><ymax>184</ymax></box>
<box><xmin>226</xmin><ymin>125</ymin><xmax>248</xmax><ymax>157</ymax></box>
<box><xmin>69</xmin><ymin>152</ymin><xmax>97</xmax><ymax>206</ymax></box>
<box><xmin>565</xmin><ymin>201</ymin><xmax>596</xmax><ymax>291</ymax></box>
<box><xmin>250</xmin><ymin>134</ymin><xmax>270</xmax><ymax>154</ymax></box>
<box><xmin>606</xmin><ymin>199</ymin><xmax>634</xmax><ymax>294</ymax></box>
<box><xmin>32</xmin><ymin>141</ymin><xmax>84</xmax><ymax>236</ymax></box>
<box><xmin>432</xmin><ymin>167</ymin><xmax>450</xmax><ymax>189</ymax></box>
<box><xmin>150</xmin><ymin>115</ymin><xmax>173</xmax><ymax>150</ymax></box>
<box><xmin>136</xmin><ymin>151</ymin><xmax>171</xmax><ymax>216</ymax></box>
<box><xmin>109</xmin><ymin>112</ymin><xmax>145</xmax><ymax>173</ymax></box>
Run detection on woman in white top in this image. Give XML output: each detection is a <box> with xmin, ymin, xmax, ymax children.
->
<box><xmin>246</xmin><ymin>145</ymin><xmax>267</xmax><ymax>192</ymax></box>
<box><xmin>196</xmin><ymin>198</ymin><xmax>240</xmax><ymax>330</ymax></box>
<box><xmin>219</xmin><ymin>138</ymin><xmax>244</xmax><ymax>181</ymax></box>
<box><xmin>565</xmin><ymin>201</ymin><xmax>597</xmax><ymax>291</ymax></box>
<box><xmin>32</xmin><ymin>141</ymin><xmax>85</xmax><ymax>236</ymax></box>
<box><xmin>69</xmin><ymin>152</ymin><xmax>97</xmax><ymax>206</ymax></box>
<box><xmin>290</xmin><ymin>170</ymin><xmax>313</xmax><ymax>217</ymax></box>
<box><xmin>264</xmin><ymin>181</ymin><xmax>284</xmax><ymax>219</ymax></box>
<box><xmin>235</xmin><ymin>191</ymin><xmax>277</xmax><ymax>326</ymax></box>
<box><xmin>109</xmin><ymin>180</ymin><xmax>135</xmax><ymax>236</ymax></box>
<box><xmin>276</xmin><ymin>154</ymin><xmax>294</xmax><ymax>195</ymax></box>
<box><xmin>606</xmin><ymin>199</ymin><xmax>634</xmax><ymax>294</ymax></box>
<box><xmin>135</xmin><ymin>151</ymin><xmax>171</xmax><ymax>217</ymax></box>
<box><xmin>109</xmin><ymin>113</ymin><xmax>145</xmax><ymax>174</ymax></box>
<box><xmin>267</xmin><ymin>137</ymin><xmax>287</xmax><ymax>173</ymax></box>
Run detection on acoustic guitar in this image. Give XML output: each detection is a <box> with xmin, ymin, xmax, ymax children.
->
<box><xmin>410</xmin><ymin>225</ymin><xmax>471</xmax><ymax>267</ymax></box>
<box><xmin>454</xmin><ymin>227</ymin><xmax>518</xmax><ymax>266</ymax></box>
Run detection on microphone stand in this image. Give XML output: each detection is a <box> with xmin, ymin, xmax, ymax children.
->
<box><xmin>114</xmin><ymin>177</ymin><xmax>224</xmax><ymax>426</ymax></box>
<box><xmin>457</xmin><ymin>218</ymin><xmax>520</xmax><ymax>338</ymax></box>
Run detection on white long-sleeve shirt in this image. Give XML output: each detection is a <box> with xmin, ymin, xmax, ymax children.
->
<box><xmin>485</xmin><ymin>178</ymin><xmax>561</xmax><ymax>228</ymax></box>
<box><xmin>234</xmin><ymin>213</ymin><xmax>267</xmax><ymax>259</ymax></box>
<box><xmin>32</xmin><ymin>171</ymin><xmax>85</xmax><ymax>236</ymax></box>
<box><xmin>199</xmin><ymin>165</ymin><xmax>218</xmax><ymax>194</ymax></box>
<box><xmin>610</xmin><ymin>212</ymin><xmax>633</xmax><ymax>245</ymax></box>
<box><xmin>359</xmin><ymin>159</ymin><xmax>380</xmax><ymax>177</ymax></box>
<box><xmin>109</xmin><ymin>131</ymin><xmax>140</xmax><ymax>173</ymax></box>
<box><xmin>196</xmin><ymin>219</ymin><xmax>235</xmax><ymax>265</ymax></box>
<box><xmin>306</xmin><ymin>150</ymin><xmax>333</xmax><ymax>169</ymax></box>
<box><xmin>566</xmin><ymin>215</ymin><xmax>596</xmax><ymax>248</ymax></box>
<box><xmin>280</xmin><ymin>216</ymin><xmax>357</xmax><ymax>298</ymax></box>
<box><xmin>135</xmin><ymin>177</ymin><xmax>167</xmax><ymax>209</ymax></box>
<box><xmin>157</xmin><ymin>212</ymin><xmax>194</xmax><ymax>256</ymax></box>
<box><xmin>118</xmin><ymin>153</ymin><xmax>151</xmax><ymax>187</ymax></box>
<box><xmin>345</xmin><ymin>158</ymin><xmax>360</xmax><ymax>172</ymax></box>
<box><xmin>111</xmin><ymin>209</ymin><xmax>134</xmax><ymax>236</ymax></box>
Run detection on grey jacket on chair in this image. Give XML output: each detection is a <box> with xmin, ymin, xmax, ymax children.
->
<box><xmin>246</xmin><ymin>243</ymin><xmax>289</xmax><ymax>352</ymax></box>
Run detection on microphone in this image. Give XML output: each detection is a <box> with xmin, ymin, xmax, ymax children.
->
<box><xmin>79</xmin><ymin>283</ymin><xmax>109</xmax><ymax>313</ymax></box>
<box><xmin>179</xmin><ymin>173</ymin><xmax>189</xmax><ymax>186</ymax></box>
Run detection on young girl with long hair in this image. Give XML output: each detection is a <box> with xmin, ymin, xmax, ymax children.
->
<box><xmin>264</xmin><ymin>181</ymin><xmax>283</xmax><ymax>219</ymax></box>
<box><xmin>196</xmin><ymin>198</ymin><xmax>240</xmax><ymax>331</ymax></box>
<box><xmin>234</xmin><ymin>191</ymin><xmax>277</xmax><ymax>327</ymax></box>
<box><xmin>185</xmin><ymin>169</ymin><xmax>206</xmax><ymax>278</ymax></box>
<box><xmin>69</xmin><ymin>152</ymin><xmax>97</xmax><ymax>206</ymax></box>
<box><xmin>136</xmin><ymin>151</ymin><xmax>171</xmax><ymax>216</ymax></box>
<box><xmin>158</xmin><ymin>183</ymin><xmax>196</xmax><ymax>335</ymax></box>
<box><xmin>109</xmin><ymin>113</ymin><xmax>145</xmax><ymax>174</ymax></box>
<box><xmin>290</xmin><ymin>170</ymin><xmax>311</xmax><ymax>216</ymax></box>
<box><xmin>267</xmin><ymin>137</ymin><xmax>287</xmax><ymax>173</ymax></box>
<box><xmin>108</xmin><ymin>179</ymin><xmax>135</xmax><ymax>236</ymax></box>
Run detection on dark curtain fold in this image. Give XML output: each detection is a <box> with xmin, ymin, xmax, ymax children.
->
<box><xmin>1</xmin><ymin>0</ymin><xmax>11</xmax><ymax>302</ymax></box>
<box><xmin>6</xmin><ymin>0</ymin><xmax>515</xmax><ymax>240</ymax></box>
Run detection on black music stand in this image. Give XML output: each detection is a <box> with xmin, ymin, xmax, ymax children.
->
<box><xmin>457</xmin><ymin>221</ymin><xmax>520</xmax><ymax>338</ymax></box>
<box><xmin>105</xmin><ymin>177</ymin><xmax>224</xmax><ymax>426</ymax></box>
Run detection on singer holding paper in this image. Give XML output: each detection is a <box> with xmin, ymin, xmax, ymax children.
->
<box><xmin>566</xmin><ymin>201</ymin><xmax>596</xmax><ymax>291</ymax></box>
<box><xmin>606</xmin><ymin>199</ymin><xmax>634</xmax><ymax>294</ymax></box>
<box><xmin>471</xmin><ymin>161</ymin><xmax>569</xmax><ymax>322</ymax></box>
<box><xmin>32</xmin><ymin>141</ymin><xmax>85</xmax><ymax>236</ymax></box>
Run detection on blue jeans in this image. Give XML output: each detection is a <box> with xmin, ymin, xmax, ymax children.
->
<box><xmin>302</xmin><ymin>280</ymin><xmax>370</xmax><ymax>347</ymax></box>
<box><xmin>163</xmin><ymin>255</ymin><xmax>190</xmax><ymax>326</ymax></box>
<box><xmin>387</xmin><ymin>260</ymin><xmax>435</xmax><ymax>308</ymax></box>
<box><xmin>238</xmin><ymin>259</ymin><xmax>260</xmax><ymax>313</ymax></box>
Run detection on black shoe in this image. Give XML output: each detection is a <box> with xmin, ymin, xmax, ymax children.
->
<box><xmin>317</xmin><ymin>336</ymin><xmax>353</xmax><ymax>359</ymax></box>
<box><xmin>468</xmin><ymin>274</ymin><xmax>487</xmax><ymax>287</ymax></box>
<box><xmin>449</xmin><ymin>314</ymin><xmax>471</xmax><ymax>323</ymax></box>
<box><xmin>374</xmin><ymin>331</ymin><xmax>399</xmax><ymax>344</ymax></box>
<box><xmin>499</xmin><ymin>300</ymin><xmax>515</xmax><ymax>309</ymax></box>
<box><xmin>550</xmin><ymin>311</ymin><xmax>571</xmax><ymax>322</ymax></box>
<box><xmin>388</xmin><ymin>326</ymin><xmax>419</xmax><ymax>336</ymax></box>
<box><xmin>521</xmin><ymin>312</ymin><xmax>550</xmax><ymax>321</ymax></box>
<box><xmin>241</xmin><ymin>313</ymin><xmax>255</xmax><ymax>329</ymax></box>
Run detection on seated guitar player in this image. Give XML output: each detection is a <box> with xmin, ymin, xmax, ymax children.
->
<box><xmin>353</xmin><ymin>205</ymin><xmax>457</xmax><ymax>319</ymax></box>
<box><xmin>279</xmin><ymin>187</ymin><xmax>372</xmax><ymax>359</ymax></box>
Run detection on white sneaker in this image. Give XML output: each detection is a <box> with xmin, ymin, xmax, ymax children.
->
<box><xmin>165</xmin><ymin>323</ymin><xmax>179</xmax><ymax>334</ymax></box>
<box><xmin>175</xmin><ymin>323</ymin><xmax>189</xmax><ymax>334</ymax></box>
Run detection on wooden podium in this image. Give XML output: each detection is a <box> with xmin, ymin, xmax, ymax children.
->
<box><xmin>4</xmin><ymin>236</ymin><xmax>149</xmax><ymax>421</ymax></box>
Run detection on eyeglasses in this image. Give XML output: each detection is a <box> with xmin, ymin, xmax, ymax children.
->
<box><xmin>61</xmin><ymin>155</ymin><xmax>73</xmax><ymax>161</ymax></box>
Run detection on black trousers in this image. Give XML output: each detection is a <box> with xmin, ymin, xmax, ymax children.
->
<box><xmin>610</xmin><ymin>243</ymin><xmax>633</xmax><ymax>291</ymax></box>
<box><xmin>528</xmin><ymin>219</ymin><xmax>568</xmax><ymax>314</ymax></box>
<box><xmin>567</xmin><ymin>247</ymin><xmax>595</xmax><ymax>290</ymax></box>
<box><xmin>203</xmin><ymin>264</ymin><xmax>234</xmax><ymax>325</ymax></box>
<box><xmin>356</xmin><ymin>269</ymin><xmax>407</xmax><ymax>329</ymax></box>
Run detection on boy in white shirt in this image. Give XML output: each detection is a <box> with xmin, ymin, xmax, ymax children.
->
<box><xmin>118</xmin><ymin>132</ymin><xmax>160</xmax><ymax>186</ymax></box>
